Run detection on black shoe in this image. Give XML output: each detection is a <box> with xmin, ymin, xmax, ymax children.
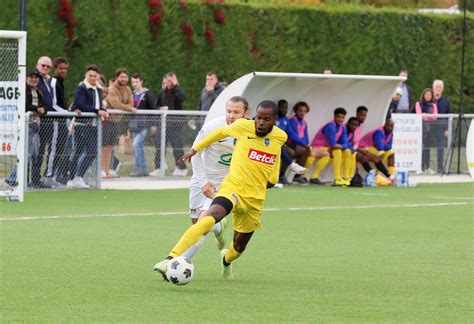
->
<box><xmin>292</xmin><ymin>177</ymin><xmax>309</xmax><ymax>185</ymax></box>
<box><xmin>309</xmin><ymin>178</ymin><xmax>323</xmax><ymax>185</ymax></box>
<box><xmin>5</xmin><ymin>179</ymin><xmax>17</xmax><ymax>186</ymax></box>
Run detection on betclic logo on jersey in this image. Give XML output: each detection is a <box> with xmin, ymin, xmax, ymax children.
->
<box><xmin>248</xmin><ymin>149</ymin><xmax>276</xmax><ymax>165</ymax></box>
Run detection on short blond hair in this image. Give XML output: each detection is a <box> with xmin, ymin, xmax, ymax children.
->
<box><xmin>433</xmin><ymin>79</ymin><xmax>444</xmax><ymax>89</ymax></box>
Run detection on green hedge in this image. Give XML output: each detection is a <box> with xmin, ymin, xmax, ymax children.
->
<box><xmin>1</xmin><ymin>0</ymin><xmax>473</xmax><ymax>112</ymax></box>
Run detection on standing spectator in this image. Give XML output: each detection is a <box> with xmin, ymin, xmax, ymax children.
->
<box><xmin>286</xmin><ymin>101</ymin><xmax>311</xmax><ymax>184</ymax></box>
<box><xmin>433</xmin><ymin>79</ymin><xmax>452</xmax><ymax>174</ymax></box>
<box><xmin>104</xmin><ymin>68</ymin><xmax>137</xmax><ymax>177</ymax></box>
<box><xmin>386</xmin><ymin>88</ymin><xmax>402</xmax><ymax>120</ymax></box>
<box><xmin>197</xmin><ymin>71</ymin><xmax>225</xmax><ymax>111</ymax></box>
<box><xmin>45</xmin><ymin>57</ymin><xmax>69</xmax><ymax>186</ymax></box>
<box><xmin>67</xmin><ymin>65</ymin><xmax>109</xmax><ymax>189</ymax></box>
<box><xmin>30</xmin><ymin>56</ymin><xmax>54</xmax><ymax>188</ymax></box>
<box><xmin>5</xmin><ymin>70</ymin><xmax>45</xmax><ymax>187</ymax></box>
<box><xmin>396</xmin><ymin>70</ymin><xmax>413</xmax><ymax>113</ymax></box>
<box><xmin>130</xmin><ymin>73</ymin><xmax>156</xmax><ymax>176</ymax></box>
<box><xmin>154</xmin><ymin>72</ymin><xmax>187</xmax><ymax>176</ymax></box>
<box><xmin>415</xmin><ymin>88</ymin><xmax>438</xmax><ymax>174</ymax></box>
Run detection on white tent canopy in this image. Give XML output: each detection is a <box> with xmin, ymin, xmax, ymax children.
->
<box><xmin>207</xmin><ymin>72</ymin><xmax>405</xmax><ymax>139</ymax></box>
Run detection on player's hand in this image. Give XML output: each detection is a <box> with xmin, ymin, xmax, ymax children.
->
<box><xmin>201</xmin><ymin>182</ymin><xmax>216</xmax><ymax>199</ymax></box>
<box><xmin>305</xmin><ymin>145</ymin><xmax>312</xmax><ymax>153</ymax></box>
<box><xmin>180</xmin><ymin>149</ymin><xmax>197</xmax><ymax>163</ymax></box>
<box><xmin>266</xmin><ymin>182</ymin><xmax>275</xmax><ymax>189</ymax></box>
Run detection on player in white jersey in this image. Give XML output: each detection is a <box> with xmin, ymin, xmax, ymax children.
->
<box><xmin>182</xmin><ymin>96</ymin><xmax>249</xmax><ymax>259</ymax></box>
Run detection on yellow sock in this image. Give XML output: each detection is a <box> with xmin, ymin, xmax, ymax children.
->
<box><xmin>304</xmin><ymin>157</ymin><xmax>315</xmax><ymax>178</ymax></box>
<box><xmin>333</xmin><ymin>149</ymin><xmax>342</xmax><ymax>180</ymax></box>
<box><xmin>311</xmin><ymin>156</ymin><xmax>330</xmax><ymax>179</ymax></box>
<box><xmin>224</xmin><ymin>243</ymin><xmax>242</xmax><ymax>264</ymax></box>
<box><xmin>169</xmin><ymin>216</ymin><xmax>215</xmax><ymax>257</ymax></box>
<box><xmin>342</xmin><ymin>149</ymin><xmax>353</xmax><ymax>179</ymax></box>
<box><xmin>388</xmin><ymin>166</ymin><xmax>395</xmax><ymax>175</ymax></box>
<box><xmin>304</xmin><ymin>156</ymin><xmax>315</xmax><ymax>169</ymax></box>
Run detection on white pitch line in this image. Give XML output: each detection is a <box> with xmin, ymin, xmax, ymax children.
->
<box><xmin>0</xmin><ymin>202</ymin><xmax>469</xmax><ymax>221</ymax></box>
<box><xmin>429</xmin><ymin>196</ymin><xmax>474</xmax><ymax>200</ymax></box>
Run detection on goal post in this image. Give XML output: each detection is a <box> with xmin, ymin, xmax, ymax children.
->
<box><xmin>0</xmin><ymin>30</ymin><xmax>26</xmax><ymax>201</ymax></box>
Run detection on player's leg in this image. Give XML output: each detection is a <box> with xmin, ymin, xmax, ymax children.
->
<box><xmin>154</xmin><ymin>196</ymin><xmax>233</xmax><ymax>279</ymax></box>
<box><xmin>221</xmin><ymin>231</ymin><xmax>254</xmax><ymax>279</ymax></box>
<box><xmin>384</xmin><ymin>150</ymin><xmax>396</xmax><ymax>176</ymax></box>
<box><xmin>342</xmin><ymin>149</ymin><xmax>353</xmax><ymax>185</ymax></box>
<box><xmin>332</xmin><ymin>148</ymin><xmax>345</xmax><ymax>185</ymax></box>
<box><xmin>308</xmin><ymin>147</ymin><xmax>330</xmax><ymax>184</ymax></box>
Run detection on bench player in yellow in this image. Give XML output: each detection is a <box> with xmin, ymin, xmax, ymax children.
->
<box><xmin>154</xmin><ymin>100</ymin><xmax>287</xmax><ymax>280</ymax></box>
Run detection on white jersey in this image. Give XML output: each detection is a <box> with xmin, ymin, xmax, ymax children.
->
<box><xmin>191</xmin><ymin>116</ymin><xmax>234</xmax><ymax>187</ymax></box>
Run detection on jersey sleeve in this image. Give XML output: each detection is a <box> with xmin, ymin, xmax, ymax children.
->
<box><xmin>322</xmin><ymin>123</ymin><xmax>337</xmax><ymax>146</ymax></box>
<box><xmin>193</xmin><ymin>119</ymin><xmax>246</xmax><ymax>152</ymax></box>
<box><xmin>373</xmin><ymin>130</ymin><xmax>385</xmax><ymax>151</ymax></box>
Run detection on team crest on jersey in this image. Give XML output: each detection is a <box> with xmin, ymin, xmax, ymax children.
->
<box><xmin>264</xmin><ymin>138</ymin><xmax>270</xmax><ymax>146</ymax></box>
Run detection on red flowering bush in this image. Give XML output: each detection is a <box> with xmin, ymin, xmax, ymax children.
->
<box><xmin>181</xmin><ymin>22</ymin><xmax>193</xmax><ymax>49</ymax></box>
<box><xmin>57</xmin><ymin>0</ymin><xmax>75</xmax><ymax>42</ymax></box>
<box><xmin>204</xmin><ymin>24</ymin><xmax>215</xmax><ymax>48</ymax></box>
<box><xmin>213</xmin><ymin>8</ymin><xmax>225</xmax><ymax>24</ymax></box>
<box><xmin>148</xmin><ymin>0</ymin><xmax>163</xmax><ymax>36</ymax></box>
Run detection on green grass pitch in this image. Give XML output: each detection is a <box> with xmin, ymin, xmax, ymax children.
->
<box><xmin>1</xmin><ymin>183</ymin><xmax>473</xmax><ymax>322</ymax></box>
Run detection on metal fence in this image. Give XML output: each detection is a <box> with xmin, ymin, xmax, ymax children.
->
<box><xmin>419</xmin><ymin>113</ymin><xmax>473</xmax><ymax>175</ymax></box>
<box><xmin>12</xmin><ymin>110</ymin><xmax>207</xmax><ymax>191</ymax></box>
<box><xmin>4</xmin><ymin>111</ymin><xmax>473</xmax><ymax>192</ymax></box>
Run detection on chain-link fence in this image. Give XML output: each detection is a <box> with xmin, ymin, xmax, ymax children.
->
<box><xmin>17</xmin><ymin>110</ymin><xmax>207</xmax><ymax>190</ymax></box>
<box><xmin>420</xmin><ymin>113</ymin><xmax>474</xmax><ymax>175</ymax></box>
<box><xmin>0</xmin><ymin>38</ymin><xmax>20</xmax><ymax>196</ymax></box>
<box><xmin>11</xmin><ymin>111</ymin><xmax>474</xmax><ymax>191</ymax></box>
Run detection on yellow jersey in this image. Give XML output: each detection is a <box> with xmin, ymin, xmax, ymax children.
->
<box><xmin>193</xmin><ymin>119</ymin><xmax>287</xmax><ymax>200</ymax></box>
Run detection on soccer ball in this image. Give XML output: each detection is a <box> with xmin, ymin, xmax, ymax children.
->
<box><xmin>166</xmin><ymin>256</ymin><xmax>194</xmax><ymax>285</ymax></box>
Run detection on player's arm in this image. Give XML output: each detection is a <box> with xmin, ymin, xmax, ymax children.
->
<box><xmin>180</xmin><ymin>124</ymin><xmax>234</xmax><ymax>162</ymax></box>
<box><xmin>373</xmin><ymin>130</ymin><xmax>385</xmax><ymax>152</ymax></box>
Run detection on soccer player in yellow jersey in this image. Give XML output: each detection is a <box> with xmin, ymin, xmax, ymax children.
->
<box><xmin>154</xmin><ymin>100</ymin><xmax>287</xmax><ymax>280</ymax></box>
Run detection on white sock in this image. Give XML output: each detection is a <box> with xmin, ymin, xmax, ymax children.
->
<box><xmin>213</xmin><ymin>222</ymin><xmax>222</xmax><ymax>235</ymax></box>
<box><xmin>182</xmin><ymin>236</ymin><xmax>206</xmax><ymax>260</ymax></box>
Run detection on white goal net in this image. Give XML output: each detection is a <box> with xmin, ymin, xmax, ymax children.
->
<box><xmin>0</xmin><ymin>31</ymin><xmax>26</xmax><ymax>201</ymax></box>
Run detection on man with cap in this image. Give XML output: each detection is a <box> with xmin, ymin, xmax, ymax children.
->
<box><xmin>5</xmin><ymin>69</ymin><xmax>46</xmax><ymax>186</ymax></box>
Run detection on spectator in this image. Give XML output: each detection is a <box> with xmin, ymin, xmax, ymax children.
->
<box><xmin>275</xmin><ymin>99</ymin><xmax>306</xmax><ymax>184</ymax></box>
<box><xmin>433</xmin><ymin>79</ymin><xmax>452</xmax><ymax>174</ymax></box>
<box><xmin>307</xmin><ymin>108</ymin><xmax>350</xmax><ymax>186</ymax></box>
<box><xmin>5</xmin><ymin>70</ymin><xmax>45</xmax><ymax>187</ymax></box>
<box><xmin>30</xmin><ymin>56</ymin><xmax>54</xmax><ymax>188</ymax></box>
<box><xmin>197</xmin><ymin>71</ymin><xmax>225</xmax><ymax>111</ymax></box>
<box><xmin>154</xmin><ymin>72</ymin><xmax>187</xmax><ymax>176</ymax></box>
<box><xmin>46</xmin><ymin>57</ymin><xmax>69</xmax><ymax>186</ymax></box>
<box><xmin>386</xmin><ymin>87</ymin><xmax>403</xmax><ymax>120</ymax></box>
<box><xmin>66</xmin><ymin>65</ymin><xmax>108</xmax><ymax>189</ymax></box>
<box><xmin>359</xmin><ymin>119</ymin><xmax>396</xmax><ymax>185</ymax></box>
<box><xmin>323</xmin><ymin>68</ymin><xmax>333</xmax><ymax>75</ymax></box>
<box><xmin>130</xmin><ymin>73</ymin><xmax>156</xmax><ymax>176</ymax></box>
<box><xmin>396</xmin><ymin>70</ymin><xmax>413</xmax><ymax>113</ymax></box>
<box><xmin>415</xmin><ymin>88</ymin><xmax>438</xmax><ymax>174</ymax></box>
<box><xmin>104</xmin><ymin>68</ymin><xmax>137</xmax><ymax>177</ymax></box>
<box><xmin>286</xmin><ymin>101</ymin><xmax>311</xmax><ymax>184</ymax></box>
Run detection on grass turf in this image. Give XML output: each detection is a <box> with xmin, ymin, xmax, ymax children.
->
<box><xmin>1</xmin><ymin>183</ymin><xmax>473</xmax><ymax>322</ymax></box>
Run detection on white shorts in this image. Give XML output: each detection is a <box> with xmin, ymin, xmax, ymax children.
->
<box><xmin>189</xmin><ymin>176</ymin><xmax>222</xmax><ymax>219</ymax></box>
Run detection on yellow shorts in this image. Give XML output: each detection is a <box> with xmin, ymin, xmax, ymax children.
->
<box><xmin>367</xmin><ymin>147</ymin><xmax>394</xmax><ymax>160</ymax></box>
<box><xmin>311</xmin><ymin>147</ymin><xmax>331</xmax><ymax>158</ymax></box>
<box><xmin>215</xmin><ymin>183</ymin><xmax>264</xmax><ymax>233</ymax></box>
